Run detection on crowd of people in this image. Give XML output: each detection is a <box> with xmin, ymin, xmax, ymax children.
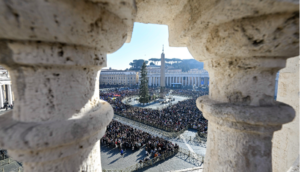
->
<box><xmin>100</xmin><ymin>88</ymin><xmax>208</xmax><ymax>135</ymax></box>
<box><xmin>100</xmin><ymin>84</ymin><xmax>138</xmax><ymax>89</ymax></box>
<box><xmin>101</xmin><ymin>120</ymin><xmax>179</xmax><ymax>162</ymax></box>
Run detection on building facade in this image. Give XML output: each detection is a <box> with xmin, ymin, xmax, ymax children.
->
<box><xmin>141</xmin><ymin>66</ymin><xmax>209</xmax><ymax>87</ymax></box>
<box><xmin>100</xmin><ymin>69</ymin><xmax>139</xmax><ymax>86</ymax></box>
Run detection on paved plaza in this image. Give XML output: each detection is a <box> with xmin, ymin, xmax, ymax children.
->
<box><xmin>0</xmin><ymin>108</ymin><xmax>10</xmax><ymax>115</ymax></box>
<box><xmin>100</xmin><ymin>145</ymin><xmax>147</xmax><ymax>170</ymax></box>
<box><xmin>101</xmin><ymin>145</ymin><xmax>201</xmax><ymax>172</ymax></box>
<box><xmin>122</xmin><ymin>95</ymin><xmax>190</xmax><ymax>110</ymax></box>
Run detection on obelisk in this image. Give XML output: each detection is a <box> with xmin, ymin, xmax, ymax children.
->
<box><xmin>160</xmin><ymin>45</ymin><xmax>165</xmax><ymax>98</ymax></box>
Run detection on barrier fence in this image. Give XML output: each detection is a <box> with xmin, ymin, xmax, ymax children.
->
<box><xmin>0</xmin><ymin>158</ymin><xmax>23</xmax><ymax>172</ymax></box>
<box><xmin>0</xmin><ymin>158</ymin><xmax>10</xmax><ymax>167</ymax></box>
<box><xmin>115</xmin><ymin>113</ymin><xmax>207</xmax><ymax>141</ymax></box>
<box><xmin>103</xmin><ymin>148</ymin><xmax>203</xmax><ymax>172</ymax></box>
<box><xmin>114</xmin><ymin>114</ymin><xmax>188</xmax><ymax>139</ymax></box>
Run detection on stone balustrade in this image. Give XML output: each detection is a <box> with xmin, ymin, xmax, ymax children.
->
<box><xmin>0</xmin><ymin>0</ymin><xmax>298</xmax><ymax>172</ymax></box>
<box><xmin>0</xmin><ymin>0</ymin><xmax>136</xmax><ymax>171</ymax></box>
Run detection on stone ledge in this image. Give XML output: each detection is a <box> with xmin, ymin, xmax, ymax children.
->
<box><xmin>196</xmin><ymin>96</ymin><xmax>295</xmax><ymax>133</ymax></box>
<box><xmin>0</xmin><ymin>100</ymin><xmax>113</xmax><ymax>162</ymax></box>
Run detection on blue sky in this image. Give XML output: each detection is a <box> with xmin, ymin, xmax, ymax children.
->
<box><xmin>106</xmin><ymin>23</ymin><xmax>194</xmax><ymax>70</ymax></box>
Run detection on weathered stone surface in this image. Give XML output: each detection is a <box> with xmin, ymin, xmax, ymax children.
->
<box><xmin>197</xmin><ymin>96</ymin><xmax>295</xmax><ymax>172</ymax></box>
<box><xmin>0</xmin><ymin>0</ymin><xmax>134</xmax><ymax>52</ymax></box>
<box><xmin>286</xmin><ymin>156</ymin><xmax>300</xmax><ymax>172</ymax></box>
<box><xmin>205</xmin><ymin>57</ymin><xmax>286</xmax><ymax>106</ymax></box>
<box><xmin>0</xmin><ymin>1</ymin><xmax>136</xmax><ymax>171</ymax></box>
<box><xmin>185</xmin><ymin>1</ymin><xmax>298</xmax><ymax>171</ymax></box>
<box><xmin>0</xmin><ymin>41</ymin><xmax>107</xmax><ymax>122</ymax></box>
<box><xmin>0</xmin><ymin>41</ymin><xmax>114</xmax><ymax>172</ymax></box>
<box><xmin>89</xmin><ymin>0</ymin><xmax>136</xmax><ymax>43</ymax></box>
<box><xmin>169</xmin><ymin>0</ymin><xmax>299</xmax><ymax>48</ymax></box>
<box><xmin>0</xmin><ymin>0</ymin><xmax>298</xmax><ymax>172</ymax></box>
<box><xmin>272</xmin><ymin>56</ymin><xmax>299</xmax><ymax>172</ymax></box>
<box><xmin>135</xmin><ymin>0</ymin><xmax>187</xmax><ymax>24</ymax></box>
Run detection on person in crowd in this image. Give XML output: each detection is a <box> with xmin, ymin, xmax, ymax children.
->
<box><xmin>120</xmin><ymin>149</ymin><xmax>124</xmax><ymax>157</ymax></box>
<box><xmin>101</xmin><ymin>120</ymin><xmax>178</xmax><ymax>161</ymax></box>
<box><xmin>100</xmin><ymin>88</ymin><xmax>208</xmax><ymax>135</ymax></box>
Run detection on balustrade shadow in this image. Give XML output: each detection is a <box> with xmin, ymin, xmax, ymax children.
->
<box><xmin>102</xmin><ymin>148</ymin><xmax>203</xmax><ymax>172</ymax></box>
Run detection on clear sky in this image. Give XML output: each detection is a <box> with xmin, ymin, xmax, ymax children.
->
<box><xmin>106</xmin><ymin>22</ymin><xmax>194</xmax><ymax>70</ymax></box>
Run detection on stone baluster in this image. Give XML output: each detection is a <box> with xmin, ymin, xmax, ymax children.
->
<box><xmin>0</xmin><ymin>0</ymin><xmax>135</xmax><ymax>172</ymax></box>
<box><xmin>190</xmin><ymin>12</ymin><xmax>299</xmax><ymax>172</ymax></box>
<box><xmin>134</xmin><ymin>0</ymin><xmax>298</xmax><ymax>170</ymax></box>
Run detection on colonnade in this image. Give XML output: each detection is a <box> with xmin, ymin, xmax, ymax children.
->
<box><xmin>148</xmin><ymin>76</ymin><xmax>209</xmax><ymax>87</ymax></box>
<box><xmin>148</xmin><ymin>76</ymin><xmax>161</xmax><ymax>86</ymax></box>
<box><xmin>0</xmin><ymin>84</ymin><xmax>13</xmax><ymax>107</ymax></box>
<box><xmin>0</xmin><ymin>1</ymin><xmax>298</xmax><ymax>172</ymax></box>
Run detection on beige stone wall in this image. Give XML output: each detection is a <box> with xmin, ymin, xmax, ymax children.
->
<box><xmin>272</xmin><ymin>56</ymin><xmax>299</xmax><ymax>172</ymax></box>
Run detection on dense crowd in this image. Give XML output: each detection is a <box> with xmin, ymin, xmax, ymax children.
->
<box><xmin>101</xmin><ymin>120</ymin><xmax>179</xmax><ymax>161</ymax></box>
<box><xmin>100</xmin><ymin>84</ymin><xmax>138</xmax><ymax>89</ymax></box>
<box><xmin>100</xmin><ymin>88</ymin><xmax>208</xmax><ymax>135</ymax></box>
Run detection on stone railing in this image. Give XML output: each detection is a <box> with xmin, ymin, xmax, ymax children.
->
<box><xmin>103</xmin><ymin>148</ymin><xmax>203</xmax><ymax>172</ymax></box>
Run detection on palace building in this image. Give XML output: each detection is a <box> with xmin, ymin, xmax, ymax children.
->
<box><xmin>146</xmin><ymin>66</ymin><xmax>209</xmax><ymax>88</ymax></box>
<box><xmin>100</xmin><ymin>68</ymin><xmax>139</xmax><ymax>86</ymax></box>
<box><xmin>139</xmin><ymin>48</ymin><xmax>209</xmax><ymax>88</ymax></box>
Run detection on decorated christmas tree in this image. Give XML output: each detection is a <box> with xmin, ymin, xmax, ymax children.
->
<box><xmin>139</xmin><ymin>62</ymin><xmax>149</xmax><ymax>104</ymax></box>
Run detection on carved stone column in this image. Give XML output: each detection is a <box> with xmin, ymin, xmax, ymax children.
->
<box><xmin>0</xmin><ymin>84</ymin><xmax>3</xmax><ymax>108</ymax></box>
<box><xmin>7</xmin><ymin>84</ymin><xmax>12</xmax><ymax>104</ymax></box>
<box><xmin>0</xmin><ymin>41</ymin><xmax>114</xmax><ymax>172</ymax></box>
<box><xmin>0</xmin><ymin>0</ymin><xmax>135</xmax><ymax>171</ymax></box>
<box><xmin>197</xmin><ymin>57</ymin><xmax>296</xmax><ymax>172</ymax></box>
<box><xmin>191</xmin><ymin>13</ymin><xmax>299</xmax><ymax>172</ymax></box>
<box><xmin>134</xmin><ymin>1</ymin><xmax>298</xmax><ymax>170</ymax></box>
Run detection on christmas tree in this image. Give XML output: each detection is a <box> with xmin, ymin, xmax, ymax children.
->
<box><xmin>139</xmin><ymin>62</ymin><xmax>149</xmax><ymax>104</ymax></box>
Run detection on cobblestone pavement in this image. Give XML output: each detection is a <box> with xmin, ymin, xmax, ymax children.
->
<box><xmin>122</xmin><ymin>95</ymin><xmax>190</xmax><ymax>110</ymax></box>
